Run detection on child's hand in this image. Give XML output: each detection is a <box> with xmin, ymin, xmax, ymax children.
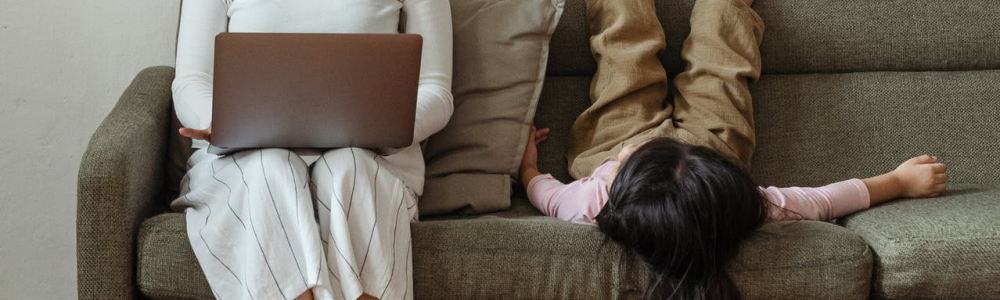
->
<box><xmin>521</xmin><ymin>126</ymin><xmax>550</xmax><ymax>171</ymax></box>
<box><xmin>519</xmin><ymin>126</ymin><xmax>549</xmax><ymax>183</ymax></box>
<box><xmin>863</xmin><ymin>155</ymin><xmax>948</xmax><ymax>205</ymax></box>
<box><xmin>892</xmin><ymin>155</ymin><xmax>948</xmax><ymax>198</ymax></box>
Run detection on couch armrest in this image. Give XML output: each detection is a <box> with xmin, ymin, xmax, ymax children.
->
<box><xmin>77</xmin><ymin>66</ymin><xmax>175</xmax><ymax>300</ymax></box>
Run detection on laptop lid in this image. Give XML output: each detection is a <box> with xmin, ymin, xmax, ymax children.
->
<box><xmin>211</xmin><ymin>33</ymin><xmax>422</xmax><ymax>151</ymax></box>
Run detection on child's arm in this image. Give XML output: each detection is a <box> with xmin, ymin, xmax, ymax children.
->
<box><xmin>766</xmin><ymin>155</ymin><xmax>948</xmax><ymax>221</ymax></box>
<box><xmin>520</xmin><ymin>127</ymin><xmax>604</xmax><ymax>224</ymax></box>
<box><xmin>763</xmin><ymin>180</ymin><xmax>869</xmax><ymax>221</ymax></box>
<box><xmin>520</xmin><ymin>126</ymin><xmax>563</xmax><ymax>217</ymax></box>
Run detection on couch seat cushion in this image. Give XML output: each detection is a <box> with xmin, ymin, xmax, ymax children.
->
<box><xmin>843</xmin><ymin>184</ymin><xmax>1000</xmax><ymax>300</ymax></box>
<box><xmin>138</xmin><ymin>197</ymin><xmax>870</xmax><ymax>300</ymax></box>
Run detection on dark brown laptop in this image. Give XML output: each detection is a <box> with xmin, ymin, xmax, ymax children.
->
<box><xmin>209</xmin><ymin>33</ymin><xmax>422</xmax><ymax>155</ymax></box>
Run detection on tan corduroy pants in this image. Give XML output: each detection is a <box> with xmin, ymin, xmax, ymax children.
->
<box><xmin>567</xmin><ymin>0</ymin><xmax>764</xmax><ymax>179</ymax></box>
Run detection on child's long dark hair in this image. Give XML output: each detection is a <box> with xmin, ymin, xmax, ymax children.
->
<box><xmin>595</xmin><ymin>138</ymin><xmax>769</xmax><ymax>300</ymax></box>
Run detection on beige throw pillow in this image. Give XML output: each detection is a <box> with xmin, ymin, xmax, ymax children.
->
<box><xmin>419</xmin><ymin>0</ymin><xmax>565</xmax><ymax>216</ymax></box>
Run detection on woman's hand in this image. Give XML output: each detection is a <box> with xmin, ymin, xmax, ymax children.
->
<box><xmin>519</xmin><ymin>126</ymin><xmax>550</xmax><ymax>184</ymax></box>
<box><xmin>179</xmin><ymin>124</ymin><xmax>212</xmax><ymax>141</ymax></box>
<box><xmin>863</xmin><ymin>155</ymin><xmax>948</xmax><ymax>206</ymax></box>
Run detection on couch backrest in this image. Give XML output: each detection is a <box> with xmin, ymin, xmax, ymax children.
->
<box><xmin>547</xmin><ymin>0</ymin><xmax>1000</xmax><ymax>77</ymax></box>
<box><xmin>535</xmin><ymin>0</ymin><xmax>1000</xmax><ymax>186</ymax></box>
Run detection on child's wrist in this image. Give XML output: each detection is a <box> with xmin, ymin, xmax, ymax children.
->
<box><xmin>520</xmin><ymin>166</ymin><xmax>540</xmax><ymax>184</ymax></box>
<box><xmin>885</xmin><ymin>170</ymin><xmax>905</xmax><ymax>199</ymax></box>
<box><xmin>863</xmin><ymin>172</ymin><xmax>904</xmax><ymax>206</ymax></box>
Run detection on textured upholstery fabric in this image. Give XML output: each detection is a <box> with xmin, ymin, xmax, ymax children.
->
<box><xmin>164</xmin><ymin>109</ymin><xmax>194</xmax><ymax>198</ymax></box>
<box><xmin>844</xmin><ymin>185</ymin><xmax>1000</xmax><ymax>300</ymax></box>
<box><xmin>750</xmin><ymin>70</ymin><xmax>1000</xmax><ymax>187</ymax></box>
<box><xmin>419</xmin><ymin>0</ymin><xmax>565</xmax><ymax>216</ymax></box>
<box><xmin>731</xmin><ymin>221</ymin><xmax>871</xmax><ymax>300</ymax></box>
<box><xmin>77</xmin><ymin>66</ymin><xmax>175</xmax><ymax>300</ymax></box>
<box><xmin>752</xmin><ymin>71</ymin><xmax>1000</xmax><ymax>299</ymax></box>
<box><xmin>414</xmin><ymin>216</ymin><xmax>871</xmax><ymax>300</ymax></box>
<box><xmin>155</xmin><ymin>80</ymin><xmax>195</xmax><ymax>207</ymax></box>
<box><xmin>137</xmin><ymin>213</ymin><xmax>213</xmax><ymax>300</ymax></box>
<box><xmin>547</xmin><ymin>0</ymin><xmax>1000</xmax><ymax>77</ymax></box>
<box><xmin>534</xmin><ymin>76</ymin><xmax>593</xmax><ymax>183</ymax></box>
<box><xmin>138</xmin><ymin>204</ymin><xmax>871</xmax><ymax>300</ymax></box>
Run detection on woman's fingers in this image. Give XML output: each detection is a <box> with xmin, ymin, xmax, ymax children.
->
<box><xmin>179</xmin><ymin>127</ymin><xmax>211</xmax><ymax>141</ymax></box>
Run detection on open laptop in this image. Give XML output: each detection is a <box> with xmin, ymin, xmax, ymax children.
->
<box><xmin>208</xmin><ymin>33</ymin><xmax>422</xmax><ymax>155</ymax></box>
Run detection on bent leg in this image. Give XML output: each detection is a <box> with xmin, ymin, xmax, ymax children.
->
<box><xmin>172</xmin><ymin>148</ymin><xmax>329</xmax><ymax>300</ymax></box>
<box><xmin>667</xmin><ymin>0</ymin><xmax>764</xmax><ymax>168</ymax></box>
<box><xmin>311</xmin><ymin>148</ymin><xmax>416</xmax><ymax>300</ymax></box>
<box><xmin>567</xmin><ymin>0</ymin><xmax>674</xmax><ymax>179</ymax></box>
<box><xmin>568</xmin><ymin>0</ymin><xmax>764</xmax><ymax>178</ymax></box>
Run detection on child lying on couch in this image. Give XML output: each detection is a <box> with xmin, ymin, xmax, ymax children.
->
<box><xmin>520</xmin><ymin>0</ymin><xmax>948</xmax><ymax>299</ymax></box>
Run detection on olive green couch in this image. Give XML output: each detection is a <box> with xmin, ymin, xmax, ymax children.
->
<box><xmin>78</xmin><ymin>0</ymin><xmax>1000</xmax><ymax>299</ymax></box>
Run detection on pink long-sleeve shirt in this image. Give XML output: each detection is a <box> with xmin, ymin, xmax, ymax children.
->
<box><xmin>527</xmin><ymin>161</ymin><xmax>871</xmax><ymax>225</ymax></box>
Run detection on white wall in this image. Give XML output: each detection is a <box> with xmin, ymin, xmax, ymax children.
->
<box><xmin>0</xmin><ymin>0</ymin><xmax>180</xmax><ymax>298</ymax></box>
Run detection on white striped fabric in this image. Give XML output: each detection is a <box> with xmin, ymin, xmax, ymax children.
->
<box><xmin>174</xmin><ymin>148</ymin><xmax>417</xmax><ymax>300</ymax></box>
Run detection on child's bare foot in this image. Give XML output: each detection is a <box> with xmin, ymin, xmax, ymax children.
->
<box><xmin>892</xmin><ymin>155</ymin><xmax>948</xmax><ymax>198</ymax></box>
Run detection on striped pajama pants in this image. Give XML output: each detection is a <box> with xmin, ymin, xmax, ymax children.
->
<box><xmin>172</xmin><ymin>147</ymin><xmax>417</xmax><ymax>300</ymax></box>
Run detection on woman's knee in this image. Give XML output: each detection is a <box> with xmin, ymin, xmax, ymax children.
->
<box><xmin>250</xmin><ymin>148</ymin><xmax>306</xmax><ymax>167</ymax></box>
<box><xmin>321</xmin><ymin>147</ymin><xmax>376</xmax><ymax>161</ymax></box>
<box><xmin>236</xmin><ymin>148</ymin><xmax>309</xmax><ymax>187</ymax></box>
<box><xmin>313</xmin><ymin>147</ymin><xmax>378</xmax><ymax>178</ymax></box>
